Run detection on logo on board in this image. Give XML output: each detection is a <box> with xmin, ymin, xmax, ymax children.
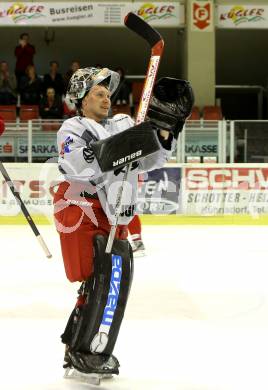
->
<box><xmin>219</xmin><ymin>6</ymin><xmax>265</xmax><ymax>26</ymax></box>
<box><xmin>0</xmin><ymin>3</ymin><xmax>45</xmax><ymax>23</ymax></box>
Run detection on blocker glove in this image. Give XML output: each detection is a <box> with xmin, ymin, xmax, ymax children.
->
<box><xmin>147</xmin><ymin>77</ymin><xmax>194</xmax><ymax>140</ymax></box>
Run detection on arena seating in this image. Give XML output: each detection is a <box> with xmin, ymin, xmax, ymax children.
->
<box><xmin>0</xmin><ymin>105</ymin><xmax>17</xmax><ymax>121</ymax></box>
<box><xmin>203</xmin><ymin>105</ymin><xmax>223</xmax><ymax>120</ymax></box>
<box><xmin>19</xmin><ymin>105</ymin><xmax>39</xmax><ymax>121</ymax></box>
<box><xmin>187</xmin><ymin>106</ymin><xmax>201</xmax><ymax>120</ymax></box>
<box><xmin>42</xmin><ymin>121</ymin><xmax>61</xmax><ymax>131</ymax></box>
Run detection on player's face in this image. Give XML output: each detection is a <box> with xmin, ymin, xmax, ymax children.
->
<box><xmin>82</xmin><ymin>85</ymin><xmax>111</xmax><ymax>121</ymax></box>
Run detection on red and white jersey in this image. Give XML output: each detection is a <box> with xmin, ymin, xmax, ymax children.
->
<box><xmin>57</xmin><ymin>114</ymin><xmax>174</xmax><ymax>224</ymax></box>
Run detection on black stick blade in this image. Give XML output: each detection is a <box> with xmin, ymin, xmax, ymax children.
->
<box><xmin>124</xmin><ymin>12</ymin><xmax>162</xmax><ymax>47</ymax></box>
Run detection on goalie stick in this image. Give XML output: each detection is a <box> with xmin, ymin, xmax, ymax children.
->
<box><xmin>105</xmin><ymin>12</ymin><xmax>164</xmax><ymax>253</ymax></box>
<box><xmin>0</xmin><ymin>162</ymin><xmax>52</xmax><ymax>258</ymax></box>
<box><xmin>0</xmin><ymin>117</ymin><xmax>52</xmax><ymax>258</ymax></box>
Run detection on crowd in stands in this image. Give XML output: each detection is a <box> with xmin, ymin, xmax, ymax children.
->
<box><xmin>0</xmin><ymin>32</ymin><xmax>133</xmax><ymax>122</ymax></box>
<box><xmin>0</xmin><ymin>32</ymin><xmax>223</xmax><ymax>123</ymax></box>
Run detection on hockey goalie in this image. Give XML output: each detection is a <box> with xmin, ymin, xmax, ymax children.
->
<box><xmin>53</xmin><ymin>64</ymin><xmax>194</xmax><ymax>383</ymax></box>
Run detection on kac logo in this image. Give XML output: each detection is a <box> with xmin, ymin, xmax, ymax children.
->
<box><xmin>60</xmin><ymin>136</ymin><xmax>73</xmax><ymax>156</ymax></box>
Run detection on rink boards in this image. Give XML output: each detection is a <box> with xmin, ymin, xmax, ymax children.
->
<box><xmin>1</xmin><ymin>163</ymin><xmax>268</xmax><ymax>225</ymax></box>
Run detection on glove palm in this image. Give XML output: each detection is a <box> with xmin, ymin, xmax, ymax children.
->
<box><xmin>147</xmin><ymin>77</ymin><xmax>194</xmax><ymax>139</ymax></box>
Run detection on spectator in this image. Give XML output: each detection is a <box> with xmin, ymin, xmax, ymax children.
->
<box><xmin>0</xmin><ymin>61</ymin><xmax>17</xmax><ymax>105</ymax></box>
<box><xmin>15</xmin><ymin>33</ymin><xmax>35</xmax><ymax>87</ymax></box>
<box><xmin>63</xmin><ymin>60</ymin><xmax>80</xmax><ymax>93</ymax></box>
<box><xmin>94</xmin><ymin>63</ymin><xmax>103</xmax><ymax>69</ymax></box>
<box><xmin>39</xmin><ymin>87</ymin><xmax>63</xmax><ymax>119</ymax></box>
<box><xmin>113</xmin><ymin>66</ymin><xmax>131</xmax><ymax>104</ymax></box>
<box><xmin>20</xmin><ymin>65</ymin><xmax>42</xmax><ymax>104</ymax></box>
<box><xmin>63</xmin><ymin>95</ymin><xmax>76</xmax><ymax>118</ymax></box>
<box><xmin>43</xmin><ymin>61</ymin><xmax>64</xmax><ymax>96</ymax></box>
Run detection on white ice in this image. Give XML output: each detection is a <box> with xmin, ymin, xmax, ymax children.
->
<box><xmin>1</xmin><ymin>224</ymin><xmax>268</xmax><ymax>390</ymax></box>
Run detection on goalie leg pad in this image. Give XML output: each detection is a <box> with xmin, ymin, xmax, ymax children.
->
<box><xmin>68</xmin><ymin>234</ymin><xmax>133</xmax><ymax>356</ymax></box>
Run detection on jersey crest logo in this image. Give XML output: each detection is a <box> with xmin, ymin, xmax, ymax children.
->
<box><xmin>60</xmin><ymin>136</ymin><xmax>73</xmax><ymax>156</ymax></box>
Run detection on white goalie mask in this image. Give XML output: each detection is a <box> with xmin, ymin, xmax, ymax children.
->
<box><xmin>66</xmin><ymin>67</ymin><xmax>120</xmax><ymax>102</ymax></box>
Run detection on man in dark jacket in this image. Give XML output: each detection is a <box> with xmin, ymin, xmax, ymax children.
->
<box><xmin>14</xmin><ymin>33</ymin><xmax>35</xmax><ymax>87</ymax></box>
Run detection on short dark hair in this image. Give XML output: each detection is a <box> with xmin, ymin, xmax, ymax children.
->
<box><xmin>75</xmin><ymin>99</ymin><xmax>83</xmax><ymax>116</ymax></box>
<box><xmin>99</xmin><ymin>80</ymin><xmax>110</xmax><ymax>89</ymax></box>
<box><xmin>20</xmin><ymin>33</ymin><xmax>29</xmax><ymax>39</ymax></box>
<box><xmin>50</xmin><ymin>60</ymin><xmax>59</xmax><ymax>67</ymax></box>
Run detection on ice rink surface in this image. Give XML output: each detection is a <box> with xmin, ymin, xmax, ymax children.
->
<box><xmin>1</xmin><ymin>223</ymin><xmax>268</xmax><ymax>390</ymax></box>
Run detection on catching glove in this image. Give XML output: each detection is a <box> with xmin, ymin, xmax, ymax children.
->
<box><xmin>147</xmin><ymin>77</ymin><xmax>194</xmax><ymax>139</ymax></box>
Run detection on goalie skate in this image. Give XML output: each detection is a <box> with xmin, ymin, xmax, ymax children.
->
<box><xmin>64</xmin><ymin>367</ymin><xmax>113</xmax><ymax>386</ymax></box>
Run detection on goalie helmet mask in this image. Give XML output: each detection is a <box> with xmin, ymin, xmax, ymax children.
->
<box><xmin>67</xmin><ymin>67</ymin><xmax>120</xmax><ymax>103</ymax></box>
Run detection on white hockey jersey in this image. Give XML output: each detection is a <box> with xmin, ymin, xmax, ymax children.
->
<box><xmin>57</xmin><ymin>114</ymin><xmax>175</xmax><ymax>225</ymax></box>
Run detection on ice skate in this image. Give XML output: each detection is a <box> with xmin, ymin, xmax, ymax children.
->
<box><xmin>131</xmin><ymin>239</ymin><xmax>146</xmax><ymax>257</ymax></box>
<box><xmin>62</xmin><ymin>345</ymin><xmax>72</xmax><ymax>369</ymax></box>
<box><xmin>64</xmin><ymin>366</ymin><xmax>113</xmax><ymax>386</ymax></box>
<box><xmin>64</xmin><ymin>350</ymin><xmax>119</xmax><ymax>386</ymax></box>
